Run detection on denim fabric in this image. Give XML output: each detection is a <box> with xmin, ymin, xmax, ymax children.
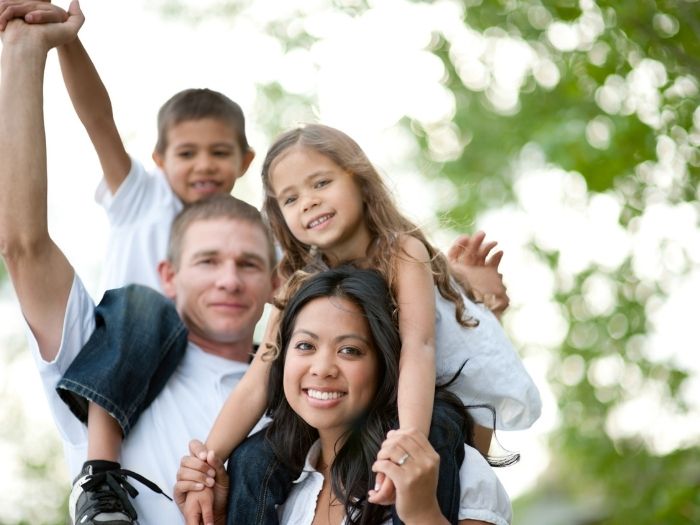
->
<box><xmin>226</xmin><ymin>427</ymin><xmax>296</xmax><ymax>525</ymax></box>
<box><xmin>225</xmin><ymin>398</ymin><xmax>466</xmax><ymax>524</ymax></box>
<box><xmin>391</xmin><ymin>398</ymin><xmax>467</xmax><ymax>524</ymax></box>
<box><xmin>56</xmin><ymin>285</ymin><xmax>188</xmax><ymax>436</ymax></box>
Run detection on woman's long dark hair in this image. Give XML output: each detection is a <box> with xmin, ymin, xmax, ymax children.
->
<box><xmin>265</xmin><ymin>266</ymin><xmax>400</xmax><ymax>524</ymax></box>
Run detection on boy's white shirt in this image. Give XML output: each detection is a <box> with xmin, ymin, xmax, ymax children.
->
<box><xmin>95</xmin><ymin>157</ymin><xmax>182</xmax><ymax>294</ymax></box>
<box><xmin>28</xmin><ymin>274</ymin><xmax>253</xmax><ymax>524</ymax></box>
<box><xmin>278</xmin><ymin>441</ymin><xmax>512</xmax><ymax>525</ymax></box>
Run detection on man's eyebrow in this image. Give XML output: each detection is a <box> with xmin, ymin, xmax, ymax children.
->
<box><xmin>239</xmin><ymin>252</ymin><xmax>268</xmax><ymax>265</ymax></box>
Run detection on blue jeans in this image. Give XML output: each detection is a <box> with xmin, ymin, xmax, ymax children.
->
<box><xmin>56</xmin><ymin>285</ymin><xmax>188</xmax><ymax>435</ymax></box>
<box><xmin>225</xmin><ymin>398</ymin><xmax>466</xmax><ymax>524</ymax></box>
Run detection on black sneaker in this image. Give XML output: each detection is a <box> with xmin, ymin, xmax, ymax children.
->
<box><xmin>69</xmin><ymin>460</ymin><xmax>171</xmax><ymax>525</ymax></box>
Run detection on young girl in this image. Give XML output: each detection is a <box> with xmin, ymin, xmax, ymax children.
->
<box><xmin>186</xmin><ymin>124</ymin><xmax>539</xmax><ymax>522</ymax></box>
<box><xmin>177</xmin><ymin>266</ymin><xmax>512</xmax><ymax>524</ymax></box>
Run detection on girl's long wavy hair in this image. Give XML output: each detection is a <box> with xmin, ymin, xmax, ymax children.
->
<box><xmin>265</xmin><ymin>266</ymin><xmax>399</xmax><ymax>524</ymax></box>
<box><xmin>261</xmin><ymin>124</ymin><xmax>474</xmax><ymax>328</ymax></box>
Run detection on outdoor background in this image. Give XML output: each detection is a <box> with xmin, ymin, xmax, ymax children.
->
<box><xmin>0</xmin><ymin>0</ymin><xmax>698</xmax><ymax>523</ymax></box>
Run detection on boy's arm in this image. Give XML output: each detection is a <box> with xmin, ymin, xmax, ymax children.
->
<box><xmin>204</xmin><ymin>308</ymin><xmax>280</xmax><ymax>460</ymax></box>
<box><xmin>57</xmin><ymin>35</ymin><xmax>130</xmax><ymax>194</ymax></box>
<box><xmin>0</xmin><ymin>5</ymin><xmax>84</xmax><ymax>361</ymax></box>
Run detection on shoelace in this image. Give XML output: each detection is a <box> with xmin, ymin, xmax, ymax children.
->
<box><xmin>81</xmin><ymin>468</ymin><xmax>172</xmax><ymax>520</ymax></box>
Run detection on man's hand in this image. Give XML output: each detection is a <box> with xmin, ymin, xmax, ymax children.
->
<box><xmin>174</xmin><ymin>440</ymin><xmax>229</xmax><ymax>525</ymax></box>
<box><xmin>0</xmin><ymin>0</ymin><xmax>82</xmax><ymax>49</ymax></box>
<box><xmin>0</xmin><ymin>0</ymin><xmax>67</xmax><ymax>31</ymax></box>
<box><xmin>448</xmin><ymin>231</ymin><xmax>510</xmax><ymax>317</ymax></box>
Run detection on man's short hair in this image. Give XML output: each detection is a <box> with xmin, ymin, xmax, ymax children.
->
<box><xmin>154</xmin><ymin>88</ymin><xmax>250</xmax><ymax>155</ymax></box>
<box><xmin>168</xmin><ymin>195</ymin><xmax>276</xmax><ymax>270</ymax></box>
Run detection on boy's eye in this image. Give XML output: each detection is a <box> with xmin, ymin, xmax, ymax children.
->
<box><xmin>178</xmin><ymin>151</ymin><xmax>195</xmax><ymax>159</ymax></box>
<box><xmin>212</xmin><ymin>149</ymin><xmax>232</xmax><ymax>157</ymax></box>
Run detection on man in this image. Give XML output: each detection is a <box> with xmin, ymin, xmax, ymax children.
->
<box><xmin>0</xmin><ymin>8</ymin><xmax>276</xmax><ymax>524</ymax></box>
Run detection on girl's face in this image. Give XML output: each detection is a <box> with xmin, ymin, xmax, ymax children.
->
<box><xmin>283</xmin><ymin>296</ymin><xmax>379</xmax><ymax>442</ymax></box>
<box><xmin>269</xmin><ymin>146</ymin><xmax>372</xmax><ymax>262</ymax></box>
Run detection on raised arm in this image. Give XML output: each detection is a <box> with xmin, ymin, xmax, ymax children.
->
<box><xmin>57</xmin><ymin>33</ymin><xmax>131</xmax><ymax>193</ymax></box>
<box><xmin>0</xmin><ymin>3</ymin><xmax>84</xmax><ymax>360</ymax></box>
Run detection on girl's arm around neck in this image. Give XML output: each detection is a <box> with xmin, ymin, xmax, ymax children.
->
<box><xmin>205</xmin><ymin>308</ymin><xmax>280</xmax><ymax>460</ymax></box>
<box><xmin>395</xmin><ymin>236</ymin><xmax>436</xmax><ymax>436</ymax></box>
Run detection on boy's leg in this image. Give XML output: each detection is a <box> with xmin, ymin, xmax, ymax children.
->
<box><xmin>58</xmin><ymin>285</ymin><xmax>186</xmax><ymax>524</ymax></box>
<box><xmin>226</xmin><ymin>429</ymin><xmax>297</xmax><ymax>525</ymax></box>
<box><xmin>57</xmin><ymin>284</ymin><xmax>188</xmax><ymax>435</ymax></box>
<box><xmin>391</xmin><ymin>398</ymin><xmax>467</xmax><ymax>525</ymax></box>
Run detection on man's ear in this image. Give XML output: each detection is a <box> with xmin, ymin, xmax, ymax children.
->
<box><xmin>152</xmin><ymin>151</ymin><xmax>165</xmax><ymax>169</ymax></box>
<box><xmin>158</xmin><ymin>260</ymin><xmax>177</xmax><ymax>299</ymax></box>
<box><xmin>239</xmin><ymin>148</ymin><xmax>256</xmax><ymax>178</ymax></box>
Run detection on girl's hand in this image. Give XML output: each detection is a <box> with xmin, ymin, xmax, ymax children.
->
<box><xmin>174</xmin><ymin>440</ymin><xmax>229</xmax><ymax>525</ymax></box>
<box><xmin>371</xmin><ymin>429</ymin><xmax>447</xmax><ymax>524</ymax></box>
<box><xmin>0</xmin><ymin>1</ymin><xmax>68</xmax><ymax>31</ymax></box>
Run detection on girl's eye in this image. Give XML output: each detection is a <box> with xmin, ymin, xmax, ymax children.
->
<box><xmin>314</xmin><ymin>179</ymin><xmax>330</xmax><ymax>189</ymax></box>
<box><xmin>282</xmin><ymin>195</ymin><xmax>297</xmax><ymax>206</ymax></box>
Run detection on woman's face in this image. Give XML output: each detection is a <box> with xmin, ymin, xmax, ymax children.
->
<box><xmin>283</xmin><ymin>296</ymin><xmax>379</xmax><ymax>441</ymax></box>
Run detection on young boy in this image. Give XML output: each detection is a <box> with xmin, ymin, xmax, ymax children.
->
<box><xmin>56</xmin><ymin>7</ymin><xmax>255</xmax><ymax>293</ymax></box>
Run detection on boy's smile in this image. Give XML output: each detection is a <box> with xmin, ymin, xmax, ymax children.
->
<box><xmin>154</xmin><ymin>117</ymin><xmax>254</xmax><ymax>204</ymax></box>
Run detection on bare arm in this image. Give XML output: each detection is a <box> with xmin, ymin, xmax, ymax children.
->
<box><xmin>57</xmin><ymin>35</ymin><xmax>130</xmax><ymax>193</ymax></box>
<box><xmin>0</xmin><ymin>4</ymin><xmax>83</xmax><ymax>360</ymax></box>
<box><xmin>204</xmin><ymin>307</ymin><xmax>280</xmax><ymax>460</ymax></box>
<box><xmin>395</xmin><ymin>236</ymin><xmax>436</xmax><ymax>436</ymax></box>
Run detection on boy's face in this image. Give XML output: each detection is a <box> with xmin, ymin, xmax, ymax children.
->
<box><xmin>160</xmin><ymin>217</ymin><xmax>275</xmax><ymax>350</ymax></box>
<box><xmin>153</xmin><ymin>118</ymin><xmax>255</xmax><ymax>204</ymax></box>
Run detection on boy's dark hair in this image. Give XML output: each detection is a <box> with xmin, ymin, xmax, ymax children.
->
<box><xmin>154</xmin><ymin>88</ymin><xmax>250</xmax><ymax>155</ymax></box>
<box><xmin>167</xmin><ymin>194</ymin><xmax>276</xmax><ymax>270</ymax></box>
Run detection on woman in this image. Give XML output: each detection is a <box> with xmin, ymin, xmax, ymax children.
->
<box><xmin>176</xmin><ymin>266</ymin><xmax>512</xmax><ymax>524</ymax></box>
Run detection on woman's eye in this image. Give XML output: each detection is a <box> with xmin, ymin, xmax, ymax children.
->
<box><xmin>339</xmin><ymin>346</ymin><xmax>362</xmax><ymax>357</ymax></box>
<box><xmin>294</xmin><ymin>341</ymin><xmax>313</xmax><ymax>352</ymax></box>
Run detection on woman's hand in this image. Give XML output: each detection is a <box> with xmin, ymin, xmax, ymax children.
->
<box><xmin>0</xmin><ymin>0</ymin><xmax>68</xmax><ymax>31</ymax></box>
<box><xmin>174</xmin><ymin>439</ymin><xmax>229</xmax><ymax>525</ymax></box>
<box><xmin>371</xmin><ymin>429</ymin><xmax>449</xmax><ymax>525</ymax></box>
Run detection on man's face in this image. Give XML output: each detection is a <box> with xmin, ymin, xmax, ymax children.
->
<box><xmin>161</xmin><ymin>218</ymin><xmax>274</xmax><ymax>350</ymax></box>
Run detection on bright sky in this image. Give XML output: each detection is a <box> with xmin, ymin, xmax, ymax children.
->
<box><xmin>1</xmin><ymin>0</ymin><xmax>698</xmax><ymax>521</ymax></box>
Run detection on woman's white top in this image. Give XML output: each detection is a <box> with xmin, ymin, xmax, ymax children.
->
<box><xmin>277</xmin><ymin>440</ymin><xmax>512</xmax><ymax>525</ymax></box>
<box><xmin>435</xmin><ymin>288</ymin><xmax>541</xmax><ymax>430</ymax></box>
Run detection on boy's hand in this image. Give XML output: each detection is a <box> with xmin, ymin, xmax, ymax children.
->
<box><xmin>0</xmin><ymin>1</ymin><xmax>67</xmax><ymax>31</ymax></box>
<box><xmin>174</xmin><ymin>440</ymin><xmax>229</xmax><ymax>525</ymax></box>
<box><xmin>448</xmin><ymin>231</ymin><xmax>510</xmax><ymax>316</ymax></box>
